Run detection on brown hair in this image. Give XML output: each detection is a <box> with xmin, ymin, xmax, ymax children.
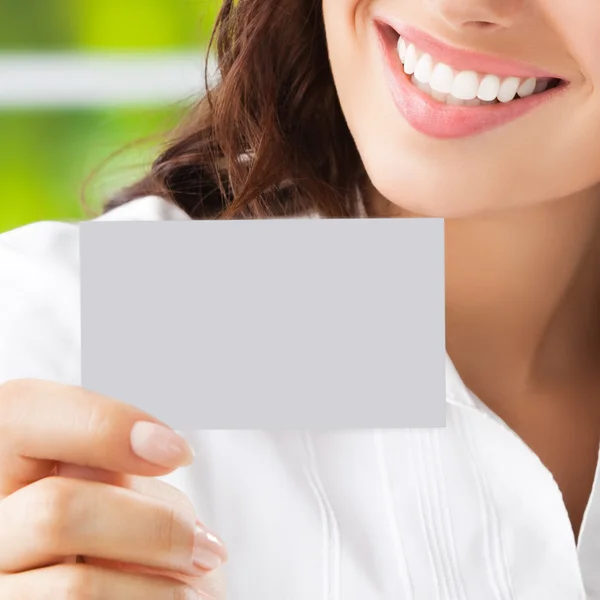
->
<box><xmin>104</xmin><ymin>0</ymin><xmax>366</xmax><ymax>220</ymax></box>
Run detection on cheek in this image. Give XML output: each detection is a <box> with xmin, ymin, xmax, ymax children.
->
<box><xmin>324</xmin><ymin>0</ymin><xmax>390</xmax><ymax>150</ymax></box>
<box><xmin>322</xmin><ymin>0</ymin><xmax>370</xmax><ymax>76</ymax></box>
<box><xmin>322</xmin><ymin>0</ymin><xmax>361</xmax><ymax>45</ymax></box>
<box><xmin>539</xmin><ymin>0</ymin><xmax>600</xmax><ymax>79</ymax></box>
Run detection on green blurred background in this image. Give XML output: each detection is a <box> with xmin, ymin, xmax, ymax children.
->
<box><xmin>0</xmin><ymin>0</ymin><xmax>220</xmax><ymax>233</ymax></box>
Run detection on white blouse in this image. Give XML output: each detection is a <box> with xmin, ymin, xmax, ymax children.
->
<box><xmin>0</xmin><ymin>195</ymin><xmax>598</xmax><ymax>600</ymax></box>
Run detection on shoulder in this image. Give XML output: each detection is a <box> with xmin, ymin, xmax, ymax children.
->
<box><xmin>0</xmin><ymin>196</ymin><xmax>189</xmax><ymax>385</ymax></box>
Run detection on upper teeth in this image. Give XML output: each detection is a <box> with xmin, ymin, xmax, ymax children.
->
<box><xmin>398</xmin><ymin>36</ymin><xmax>550</xmax><ymax>106</ymax></box>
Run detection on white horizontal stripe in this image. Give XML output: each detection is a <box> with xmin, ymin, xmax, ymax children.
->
<box><xmin>0</xmin><ymin>51</ymin><xmax>217</xmax><ymax>108</ymax></box>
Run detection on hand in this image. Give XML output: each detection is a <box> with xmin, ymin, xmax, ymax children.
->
<box><xmin>0</xmin><ymin>379</ymin><xmax>227</xmax><ymax>599</ymax></box>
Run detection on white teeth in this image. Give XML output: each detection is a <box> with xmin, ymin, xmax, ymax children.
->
<box><xmin>398</xmin><ymin>37</ymin><xmax>407</xmax><ymax>63</ymax></box>
<box><xmin>517</xmin><ymin>77</ymin><xmax>536</xmax><ymax>98</ymax></box>
<box><xmin>477</xmin><ymin>74</ymin><xmax>500</xmax><ymax>101</ymax></box>
<box><xmin>396</xmin><ymin>35</ymin><xmax>554</xmax><ymax>106</ymax></box>
<box><xmin>414</xmin><ymin>53</ymin><xmax>434</xmax><ymax>84</ymax></box>
<box><xmin>430</xmin><ymin>89</ymin><xmax>449</xmax><ymax>102</ymax></box>
<box><xmin>446</xmin><ymin>95</ymin><xmax>465</xmax><ymax>106</ymax></box>
<box><xmin>451</xmin><ymin>70</ymin><xmax>479</xmax><ymax>100</ymax></box>
<box><xmin>429</xmin><ymin>63</ymin><xmax>454</xmax><ymax>94</ymax></box>
<box><xmin>410</xmin><ymin>74</ymin><xmax>430</xmax><ymax>93</ymax></box>
<box><xmin>497</xmin><ymin>76</ymin><xmax>520</xmax><ymax>102</ymax></box>
<box><xmin>403</xmin><ymin>44</ymin><xmax>418</xmax><ymax>75</ymax></box>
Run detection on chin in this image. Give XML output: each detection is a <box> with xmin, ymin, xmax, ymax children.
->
<box><xmin>362</xmin><ymin>159</ymin><xmax>499</xmax><ymax>219</ymax></box>
<box><xmin>383</xmin><ymin>191</ymin><xmax>489</xmax><ymax>218</ymax></box>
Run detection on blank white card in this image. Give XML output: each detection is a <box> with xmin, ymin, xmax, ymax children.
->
<box><xmin>80</xmin><ymin>218</ymin><xmax>445</xmax><ymax>429</ymax></box>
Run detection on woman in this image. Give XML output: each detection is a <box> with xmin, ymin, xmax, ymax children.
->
<box><xmin>1</xmin><ymin>0</ymin><xmax>599</xmax><ymax>598</ymax></box>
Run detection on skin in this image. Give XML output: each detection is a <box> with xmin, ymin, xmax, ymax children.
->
<box><xmin>0</xmin><ymin>380</ymin><xmax>226</xmax><ymax>599</ymax></box>
<box><xmin>3</xmin><ymin>2</ymin><xmax>600</xmax><ymax>594</ymax></box>
<box><xmin>322</xmin><ymin>0</ymin><xmax>600</xmax><ymax>538</ymax></box>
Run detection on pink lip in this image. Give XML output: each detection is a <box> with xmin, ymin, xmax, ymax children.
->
<box><xmin>380</xmin><ymin>19</ymin><xmax>563</xmax><ymax>79</ymax></box>
<box><xmin>374</xmin><ymin>21</ymin><xmax>568</xmax><ymax>139</ymax></box>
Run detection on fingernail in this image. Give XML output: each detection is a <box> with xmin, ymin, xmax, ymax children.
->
<box><xmin>193</xmin><ymin>522</ymin><xmax>227</xmax><ymax>571</ymax></box>
<box><xmin>130</xmin><ymin>421</ymin><xmax>195</xmax><ymax>468</ymax></box>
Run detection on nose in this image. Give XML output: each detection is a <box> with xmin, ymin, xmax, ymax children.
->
<box><xmin>426</xmin><ymin>0</ymin><xmax>525</xmax><ymax>31</ymax></box>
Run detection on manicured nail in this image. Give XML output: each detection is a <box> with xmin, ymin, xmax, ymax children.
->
<box><xmin>193</xmin><ymin>522</ymin><xmax>227</xmax><ymax>571</ymax></box>
<box><xmin>130</xmin><ymin>421</ymin><xmax>195</xmax><ymax>468</ymax></box>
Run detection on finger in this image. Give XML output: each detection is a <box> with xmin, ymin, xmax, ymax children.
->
<box><xmin>56</xmin><ymin>467</ymin><xmax>223</xmax><ymax>569</ymax></box>
<box><xmin>129</xmin><ymin>474</ymin><xmax>194</xmax><ymax>508</ymax></box>
<box><xmin>127</xmin><ymin>477</ymin><xmax>228</xmax><ymax>563</ymax></box>
<box><xmin>54</xmin><ymin>469</ymin><xmax>207</xmax><ymax>545</ymax></box>
<box><xmin>0</xmin><ymin>476</ymin><xmax>226</xmax><ymax>575</ymax></box>
<box><xmin>0</xmin><ymin>563</ymin><xmax>209</xmax><ymax>600</ymax></box>
<box><xmin>55</xmin><ymin>464</ymin><xmax>136</xmax><ymax>567</ymax></box>
<box><xmin>0</xmin><ymin>379</ymin><xmax>194</xmax><ymax>498</ymax></box>
<box><xmin>57</xmin><ymin>465</ymin><xmax>200</xmax><ymax>506</ymax></box>
<box><xmin>81</xmin><ymin>557</ymin><xmax>226</xmax><ymax>598</ymax></box>
<box><xmin>83</xmin><ymin>476</ymin><xmax>227</xmax><ymax>584</ymax></box>
<box><xmin>57</xmin><ymin>463</ymin><xmax>130</xmax><ymax>487</ymax></box>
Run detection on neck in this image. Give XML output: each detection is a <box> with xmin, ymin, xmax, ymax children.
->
<box><xmin>367</xmin><ymin>185</ymin><xmax>600</xmax><ymax>400</ymax></box>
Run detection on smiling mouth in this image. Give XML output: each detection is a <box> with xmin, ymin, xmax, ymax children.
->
<box><xmin>379</xmin><ymin>23</ymin><xmax>566</xmax><ymax>108</ymax></box>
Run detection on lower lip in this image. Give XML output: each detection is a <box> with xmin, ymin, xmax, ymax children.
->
<box><xmin>375</xmin><ymin>25</ymin><xmax>566</xmax><ymax>139</ymax></box>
